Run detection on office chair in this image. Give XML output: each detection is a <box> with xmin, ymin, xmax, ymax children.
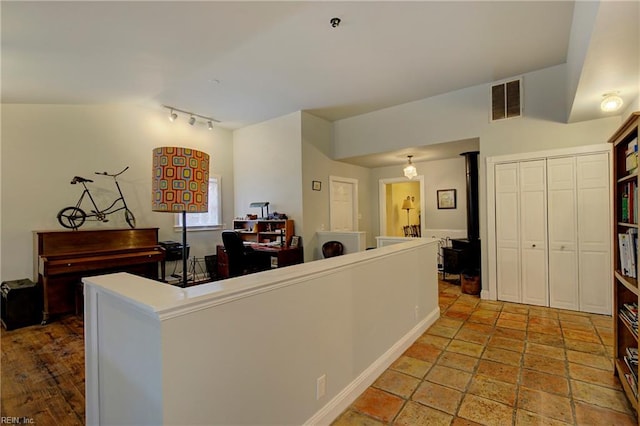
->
<box><xmin>222</xmin><ymin>231</ymin><xmax>264</xmax><ymax>277</ymax></box>
<box><xmin>322</xmin><ymin>241</ymin><xmax>344</xmax><ymax>258</ymax></box>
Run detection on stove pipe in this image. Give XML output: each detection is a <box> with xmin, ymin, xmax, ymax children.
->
<box><xmin>461</xmin><ymin>151</ymin><xmax>479</xmax><ymax>241</ymax></box>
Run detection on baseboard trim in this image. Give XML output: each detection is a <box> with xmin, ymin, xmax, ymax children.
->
<box><xmin>304</xmin><ymin>306</ymin><xmax>440</xmax><ymax>426</ymax></box>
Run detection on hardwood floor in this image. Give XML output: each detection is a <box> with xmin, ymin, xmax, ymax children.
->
<box><xmin>1</xmin><ymin>315</ymin><xmax>84</xmax><ymax>425</ymax></box>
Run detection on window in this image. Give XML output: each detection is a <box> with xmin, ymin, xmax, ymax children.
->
<box><xmin>175</xmin><ymin>175</ymin><xmax>222</xmax><ymax>230</ymax></box>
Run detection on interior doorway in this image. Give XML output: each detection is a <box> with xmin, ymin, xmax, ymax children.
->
<box><xmin>379</xmin><ymin>176</ymin><xmax>425</xmax><ymax>237</ymax></box>
<box><xmin>329</xmin><ymin>176</ymin><xmax>359</xmax><ymax>231</ymax></box>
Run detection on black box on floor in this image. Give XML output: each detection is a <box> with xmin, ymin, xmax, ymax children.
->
<box><xmin>1</xmin><ymin>278</ymin><xmax>42</xmax><ymax>330</ymax></box>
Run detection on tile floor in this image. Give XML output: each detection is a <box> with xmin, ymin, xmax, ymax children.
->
<box><xmin>332</xmin><ymin>280</ymin><xmax>637</xmax><ymax>425</ymax></box>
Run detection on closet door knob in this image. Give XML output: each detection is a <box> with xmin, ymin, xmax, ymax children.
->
<box><xmin>532</xmin><ymin>244</ymin><xmax>536</xmax><ymax>248</ymax></box>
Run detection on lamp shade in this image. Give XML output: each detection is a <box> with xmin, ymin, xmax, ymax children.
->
<box><xmin>152</xmin><ymin>147</ymin><xmax>210</xmax><ymax>213</ymax></box>
<box><xmin>401</xmin><ymin>197</ymin><xmax>414</xmax><ymax>210</ymax></box>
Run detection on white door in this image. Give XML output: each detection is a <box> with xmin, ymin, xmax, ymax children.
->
<box><xmin>329</xmin><ymin>176</ymin><xmax>358</xmax><ymax>231</ymax></box>
<box><xmin>577</xmin><ymin>153</ymin><xmax>611</xmax><ymax>314</ymax></box>
<box><xmin>519</xmin><ymin>160</ymin><xmax>548</xmax><ymax>307</ymax></box>
<box><xmin>495</xmin><ymin>163</ymin><xmax>521</xmax><ymax>303</ymax></box>
<box><xmin>547</xmin><ymin>157</ymin><xmax>579</xmax><ymax>310</ymax></box>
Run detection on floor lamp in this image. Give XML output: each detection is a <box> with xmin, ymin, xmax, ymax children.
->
<box><xmin>401</xmin><ymin>196</ymin><xmax>414</xmax><ymax>226</ymax></box>
<box><xmin>152</xmin><ymin>147</ymin><xmax>209</xmax><ymax>287</ymax></box>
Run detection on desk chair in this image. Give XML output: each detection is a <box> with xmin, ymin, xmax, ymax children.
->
<box><xmin>222</xmin><ymin>231</ymin><xmax>264</xmax><ymax>277</ymax></box>
<box><xmin>322</xmin><ymin>241</ymin><xmax>344</xmax><ymax>258</ymax></box>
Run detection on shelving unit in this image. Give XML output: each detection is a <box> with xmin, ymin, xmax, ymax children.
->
<box><xmin>233</xmin><ymin>219</ymin><xmax>294</xmax><ymax>246</ymax></box>
<box><xmin>610</xmin><ymin>112</ymin><xmax>640</xmax><ymax>413</ymax></box>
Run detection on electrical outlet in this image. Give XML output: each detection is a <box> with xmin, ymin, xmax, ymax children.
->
<box><xmin>414</xmin><ymin>305</ymin><xmax>420</xmax><ymax>320</ymax></box>
<box><xmin>316</xmin><ymin>374</ymin><xmax>326</xmax><ymax>400</ymax></box>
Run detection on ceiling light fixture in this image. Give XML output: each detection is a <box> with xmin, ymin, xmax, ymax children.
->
<box><xmin>403</xmin><ymin>155</ymin><xmax>417</xmax><ymax>179</ymax></box>
<box><xmin>601</xmin><ymin>92</ymin><xmax>623</xmax><ymax>112</ymax></box>
<box><xmin>163</xmin><ymin>105</ymin><xmax>220</xmax><ymax>128</ymax></box>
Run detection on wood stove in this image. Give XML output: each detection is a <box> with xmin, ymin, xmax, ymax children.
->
<box><xmin>450</xmin><ymin>151</ymin><xmax>481</xmax><ymax>279</ymax></box>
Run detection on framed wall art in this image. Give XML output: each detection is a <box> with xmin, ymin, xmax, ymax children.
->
<box><xmin>437</xmin><ymin>189</ymin><xmax>456</xmax><ymax>209</ymax></box>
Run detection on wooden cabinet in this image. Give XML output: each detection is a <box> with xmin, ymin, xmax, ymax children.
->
<box><xmin>610</xmin><ymin>112</ymin><xmax>640</xmax><ymax>413</ymax></box>
<box><xmin>233</xmin><ymin>219</ymin><xmax>294</xmax><ymax>246</ymax></box>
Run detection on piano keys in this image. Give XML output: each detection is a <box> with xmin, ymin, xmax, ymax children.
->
<box><xmin>34</xmin><ymin>228</ymin><xmax>165</xmax><ymax>323</ymax></box>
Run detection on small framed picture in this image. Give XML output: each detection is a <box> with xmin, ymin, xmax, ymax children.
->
<box><xmin>312</xmin><ymin>180</ymin><xmax>322</xmax><ymax>191</ymax></box>
<box><xmin>290</xmin><ymin>235</ymin><xmax>300</xmax><ymax>248</ymax></box>
<box><xmin>437</xmin><ymin>189</ymin><xmax>457</xmax><ymax>209</ymax></box>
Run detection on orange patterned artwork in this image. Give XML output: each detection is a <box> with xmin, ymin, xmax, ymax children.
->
<box><xmin>152</xmin><ymin>147</ymin><xmax>210</xmax><ymax>212</ymax></box>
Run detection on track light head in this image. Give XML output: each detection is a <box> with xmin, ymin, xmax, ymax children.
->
<box><xmin>164</xmin><ymin>105</ymin><xmax>218</xmax><ymax>129</ymax></box>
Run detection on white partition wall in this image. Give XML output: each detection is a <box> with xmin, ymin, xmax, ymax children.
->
<box><xmin>84</xmin><ymin>239</ymin><xmax>439</xmax><ymax>426</ymax></box>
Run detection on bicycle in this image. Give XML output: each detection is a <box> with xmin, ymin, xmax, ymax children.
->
<box><xmin>57</xmin><ymin>166</ymin><xmax>136</xmax><ymax>230</ymax></box>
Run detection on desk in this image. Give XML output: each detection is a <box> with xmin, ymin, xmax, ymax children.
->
<box><xmin>216</xmin><ymin>245</ymin><xmax>303</xmax><ymax>279</ymax></box>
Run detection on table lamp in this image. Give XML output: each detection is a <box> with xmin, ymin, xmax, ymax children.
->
<box><xmin>152</xmin><ymin>147</ymin><xmax>209</xmax><ymax>287</ymax></box>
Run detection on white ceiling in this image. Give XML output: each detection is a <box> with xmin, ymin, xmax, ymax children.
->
<box><xmin>2</xmin><ymin>1</ymin><xmax>638</xmax><ymax>167</ymax></box>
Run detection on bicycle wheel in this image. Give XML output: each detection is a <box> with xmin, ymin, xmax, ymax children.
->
<box><xmin>124</xmin><ymin>208</ymin><xmax>136</xmax><ymax>228</ymax></box>
<box><xmin>57</xmin><ymin>207</ymin><xmax>87</xmax><ymax>229</ymax></box>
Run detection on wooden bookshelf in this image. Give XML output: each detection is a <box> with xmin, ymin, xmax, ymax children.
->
<box><xmin>610</xmin><ymin>112</ymin><xmax>640</xmax><ymax>413</ymax></box>
<box><xmin>232</xmin><ymin>219</ymin><xmax>294</xmax><ymax>246</ymax></box>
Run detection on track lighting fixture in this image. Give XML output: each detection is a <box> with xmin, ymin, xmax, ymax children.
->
<box><xmin>403</xmin><ymin>155</ymin><xmax>417</xmax><ymax>179</ymax></box>
<box><xmin>163</xmin><ymin>105</ymin><xmax>220</xmax><ymax>128</ymax></box>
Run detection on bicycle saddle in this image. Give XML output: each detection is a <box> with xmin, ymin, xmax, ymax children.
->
<box><xmin>70</xmin><ymin>176</ymin><xmax>93</xmax><ymax>184</ymax></box>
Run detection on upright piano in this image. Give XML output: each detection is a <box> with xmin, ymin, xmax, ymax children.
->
<box><xmin>34</xmin><ymin>228</ymin><xmax>165</xmax><ymax>323</ymax></box>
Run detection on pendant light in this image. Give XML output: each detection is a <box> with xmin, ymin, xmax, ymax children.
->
<box><xmin>404</xmin><ymin>155</ymin><xmax>417</xmax><ymax>179</ymax></box>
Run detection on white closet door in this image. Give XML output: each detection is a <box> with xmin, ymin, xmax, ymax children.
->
<box><xmin>547</xmin><ymin>157</ymin><xmax>579</xmax><ymax>310</ymax></box>
<box><xmin>520</xmin><ymin>160</ymin><xmax>548</xmax><ymax>307</ymax></box>
<box><xmin>577</xmin><ymin>153</ymin><xmax>611</xmax><ymax>314</ymax></box>
<box><xmin>495</xmin><ymin>163</ymin><xmax>521</xmax><ymax>303</ymax></box>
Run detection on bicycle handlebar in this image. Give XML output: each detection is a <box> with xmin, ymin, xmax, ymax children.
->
<box><xmin>95</xmin><ymin>166</ymin><xmax>129</xmax><ymax>177</ymax></box>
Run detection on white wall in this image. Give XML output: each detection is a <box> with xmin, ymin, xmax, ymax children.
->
<box><xmin>84</xmin><ymin>239</ymin><xmax>440</xmax><ymax>425</ymax></box>
<box><xmin>370</xmin><ymin>156</ymin><xmax>468</xmax><ymax>238</ymax></box>
<box><xmin>232</xmin><ymin>111</ymin><xmax>303</xmax><ymax>229</ymax></box>
<box><xmin>334</xmin><ymin>63</ymin><xmax>623</xmax><ymax>292</ymax></box>
<box><xmin>302</xmin><ymin>112</ymin><xmax>372</xmax><ymax>258</ymax></box>
<box><xmin>1</xmin><ymin>103</ymin><xmax>234</xmax><ymax>282</ymax></box>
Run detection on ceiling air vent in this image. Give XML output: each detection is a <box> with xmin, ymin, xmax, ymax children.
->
<box><xmin>490</xmin><ymin>78</ymin><xmax>522</xmax><ymax>122</ymax></box>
